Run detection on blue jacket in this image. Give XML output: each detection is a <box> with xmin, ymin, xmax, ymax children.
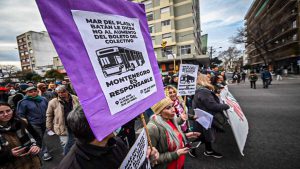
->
<box><xmin>261</xmin><ymin>70</ymin><xmax>272</xmax><ymax>80</ymax></box>
<box><xmin>16</xmin><ymin>96</ymin><xmax>48</xmax><ymax>125</ymax></box>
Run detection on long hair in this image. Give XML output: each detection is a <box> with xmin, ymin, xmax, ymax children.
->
<box><xmin>164</xmin><ymin>85</ymin><xmax>184</xmax><ymax>103</ymax></box>
<box><xmin>196</xmin><ymin>73</ymin><xmax>214</xmax><ymax>91</ymax></box>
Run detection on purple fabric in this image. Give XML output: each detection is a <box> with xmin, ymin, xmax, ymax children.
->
<box><xmin>36</xmin><ymin>0</ymin><xmax>164</xmax><ymax>141</ymax></box>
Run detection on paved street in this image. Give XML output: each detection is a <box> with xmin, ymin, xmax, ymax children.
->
<box><xmin>185</xmin><ymin>77</ymin><xmax>300</xmax><ymax>169</ymax></box>
<box><xmin>43</xmin><ymin>76</ymin><xmax>300</xmax><ymax>169</ymax></box>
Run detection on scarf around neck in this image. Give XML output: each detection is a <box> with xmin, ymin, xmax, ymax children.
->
<box><xmin>25</xmin><ymin>95</ymin><xmax>43</xmax><ymax>102</ymax></box>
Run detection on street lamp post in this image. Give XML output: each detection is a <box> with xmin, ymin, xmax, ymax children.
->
<box><xmin>208</xmin><ymin>46</ymin><xmax>222</xmax><ymax>66</ymax></box>
<box><xmin>161</xmin><ymin>40</ymin><xmax>176</xmax><ymax>73</ymax></box>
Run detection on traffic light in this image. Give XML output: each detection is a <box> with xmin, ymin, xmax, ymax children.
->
<box><xmin>161</xmin><ymin>41</ymin><xmax>167</xmax><ymax>49</ymax></box>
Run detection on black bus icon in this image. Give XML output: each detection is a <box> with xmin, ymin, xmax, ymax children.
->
<box><xmin>96</xmin><ymin>46</ymin><xmax>145</xmax><ymax>77</ymax></box>
<box><xmin>180</xmin><ymin>74</ymin><xmax>195</xmax><ymax>84</ymax></box>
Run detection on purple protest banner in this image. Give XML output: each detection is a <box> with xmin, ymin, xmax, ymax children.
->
<box><xmin>36</xmin><ymin>0</ymin><xmax>165</xmax><ymax>141</ymax></box>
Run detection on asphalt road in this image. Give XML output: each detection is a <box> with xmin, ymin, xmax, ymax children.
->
<box><xmin>42</xmin><ymin>76</ymin><xmax>300</xmax><ymax>169</ymax></box>
<box><xmin>185</xmin><ymin>77</ymin><xmax>300</xmax><ymax>169</ymax></box>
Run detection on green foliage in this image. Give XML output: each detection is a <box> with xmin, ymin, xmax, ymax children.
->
<box><xmin>44</xmin><ymin>69</ymin><xmax>64</xmax><ymax>80</ymax></box>
<box><xmin>211</xmin><ymin>57</ymin><xmax>223</xmax><ymax>65</ymax></box>
<box><xmin>22</xmin><ymin>72</ymin><xmax>42</xmax><ymax>82</ymax></box>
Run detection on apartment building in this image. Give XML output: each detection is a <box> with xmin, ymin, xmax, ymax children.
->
<box><xmin>16</xmin><ymin>31</ymin><xmax>58</xmax><ymax>75</ymax></box>
<box><xmin>131</xmin><ymin>0</ymin><xmax>208</xmax><ymax>73</ymax></box>
<box><xmin>245</xmin><ymin>0</ymin><xmax>300</xmax><ymax>74</ymax></box>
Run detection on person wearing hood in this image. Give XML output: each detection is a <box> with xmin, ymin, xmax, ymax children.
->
<box><xmin>147</xmin><ymin>97</ymin><xmax>200</xmax><ymax>169</ymax></box>
<box><xmin>16</xmin><ymin>86</ymin><xmax>52</xmax><ymax>161</ymax></box>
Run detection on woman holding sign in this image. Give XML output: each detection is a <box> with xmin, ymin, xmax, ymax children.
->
<box><xmin>147</xmin><ymin>97</ymin><xmax>200</xmax><ymax>169</ymax></box>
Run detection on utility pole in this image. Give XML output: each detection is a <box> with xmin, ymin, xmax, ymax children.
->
<box><xmin>161</xmin><ymin>41</ymin><xmax>176</xmax><ymax>73</ymax></box>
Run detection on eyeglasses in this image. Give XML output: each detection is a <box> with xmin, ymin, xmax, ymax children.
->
<box><xmin>0</xmin><ymin>109</ymin><xmax>13</xmax><ymax>116</ymax></box>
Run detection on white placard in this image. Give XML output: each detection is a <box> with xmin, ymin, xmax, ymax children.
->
<box><xmin>221</xmin><ymin>89</ymin><xmax>249</xmax><ymax>156</ymax></box>
<box><xmin>194</xmin><ymin>108</ymin><xmax>213</xmax><ymax>130</ymax></box>
<box><xmin>120</xmin><ymin>129</ymin><xmax>149</xmax><ymax>169</ymax></box>
<box><xmin>72</xmin><ymin>10</ymin><xmax>157</xmax><ymax>115</ymax></box>
<box><xmin>177</xmin><ymin>64</ymin><xmax>199</xmax><ymax>96</ymax></box>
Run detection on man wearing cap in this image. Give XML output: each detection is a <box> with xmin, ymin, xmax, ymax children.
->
<box><xmin>16</xmin><ymin>86</ymin><xmax>52</xmax><ymax>161</ymax></box>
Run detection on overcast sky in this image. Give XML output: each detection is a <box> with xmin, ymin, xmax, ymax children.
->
<box><xmin>0</xmin><ymin>0</ymin><xmax>253</xmax><ymax>68</ymax></box>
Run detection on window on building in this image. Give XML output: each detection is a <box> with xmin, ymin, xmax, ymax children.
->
<box><xmin>161</xmin><ymin>47</ymin><xmax>172</xmax><ymax>57</ymax></box>
<box><xmin>21</xmin><ymin>52</ymin><xmax>24</xmax><ymax>56</ymax></box>
<box><xmin>28</xmin><ymin>42</ymin><xmax>32</xmax><ymax>47</ymax></box>
<box><xmin>147</xmin><ymin>12</ymin><xmax>154</xmax><ymax>21</ymax></box>
<box><xmin>161</xmin><ymin>20</ymin><xmax>171</xmax><ymax>26</ymax></box>
<box><xmin>162</xmin><ymin>33</ymin><xmax>171</xmax><ymax>39</ymax></box>
<box><xmin>23</xmin><ymin>67</ymin><xmax>27</xmax><ymax>70</ymax></box>
<box><xmin>27</xmin><ymin>35</ymin><xmax>31</xmax><ymax>40</ymax></box>
<box><xmin>151</xmin><ymin>36</ymin><xmax>155</xmax><ymax>45</ymax></box>
<box><xmin>160</xmin><ymin>7</ymin><xmax>170</xmax><ymax>14</ymax></box>
<box><xmin>180</xmin><ymin>45</ymin><xmax>191</xmax><ymax>55</ymax></box>
<box><xmin>292</xmin><ymin>34</ymin><xmax>297</xmax><ymax>41</ymax></box>
<box><xmin>143</xmin><ymin>0</ymin><xmax>152</xmax><ymax>8</ymax></box>
<box><xmin>18</xmin><ymin>39</ymin><xmax>22</xmax><ymax>43</ymax></box>
<box><xmin>292</xmin><ymin>20</ymin><xmax>297</xmax><ymax>28</ymax></box>
<box><xmin>20</xmin><ymin>46</ymin><xmax>23</xmax><ymax>49</ymax></box>
<box><xmin>22</xmin><ymin>59</ymin><xmax>25</xmax><ymax>63</ymax></box>
<box><xmin>149</xmin><ymin>25</ymin><xmax>154</xmax><ymax>33</ymax></box>
<box><xmin>23</xmin><ymin>45</ymin><xmax>27</xmax><ymax>48</ymax></box>
<box><xmin>26</xmin><ymin>58</ymin><xmax>30</xmax><ymax>62</ymax></box>
<box><xmin>25</xmin><ymin>51</ymin><xmax>29</xmax><ymax>55</ymax></box>
<box><xmin>22</xmin><ymin>38</ymin><xmax>26</xmax><ymax>41</ymax></box>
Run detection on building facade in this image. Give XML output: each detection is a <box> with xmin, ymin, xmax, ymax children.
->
<box><xmin>16</xmin><ymin>31</ymin><xmax>58</xmax><ymax>75</ymax></box>
<box><xmin>245</xmin><ymin>0</ymin><xmax>300</xmax><ymax>74</ymax></box>
<box><xmin>131</xmin><ymin>0</ymin><xmax>208</xmax><ymax>73</ymax></box>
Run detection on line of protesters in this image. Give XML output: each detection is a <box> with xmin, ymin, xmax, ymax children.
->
<box><xmin>0</xmin><ymin>68</ymin><xmax>232</xmax><ymax>169</ymax></box>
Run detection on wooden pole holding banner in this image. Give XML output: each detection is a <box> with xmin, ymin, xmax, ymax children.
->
<box><xmin>140</xmin><ymin>114</ymin><xmax>153</xmax><ymax>149</ymax></box>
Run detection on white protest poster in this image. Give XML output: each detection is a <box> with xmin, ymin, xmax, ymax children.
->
<box><xmin>194</xmin><ymin>108</ymin><xmax>213</xmax><ymax>130</ymax></box>
<box><xmin>120</xmin><ymin>128</ymin><xmax>149</xmax><ymax>169</ymax></box>
<box><xmin>177</xmin><ymin>64</ymin><xmax>199</xmax><ymax>96</ymax></box>
<box><xmin>223</xmin><ymin>91</ymin><xmax>249</xmax><ymax>156</ymax></box>
<box><xmin>72</xmin><ymin>10</ymin><xmax>157</xmax><ymax>115</ymax></box>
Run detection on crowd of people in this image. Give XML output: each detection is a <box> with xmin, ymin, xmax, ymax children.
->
<box><xmin>0</xmin><ymin>68</ymin><xmax>235</xmax><ymax>169</ymax></box>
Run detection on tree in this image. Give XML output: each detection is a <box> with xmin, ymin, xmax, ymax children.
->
<box><xmin>0</xmin><ymin>64</ymin><xmax>18</xmax><ymax>77</ymax></box>
<box><xmin>44</xmin><ymin>69</ymin><xmax>64</xmax><ymax>81</ymax></box>
<box><xmin>231</xmin><ymin>27</ymin><xmax>270</xmax><ymax>66</ymax></box>
<box><xmin>217</xmin><ymin>47</ymin><xmax>242</xmax><ymax>71</ymax></box>
<box><xmin>22</xmin><ymin>72</ymin><xmax>42</xmax><ymax>82</ymax></box>
<box><xmin>210</xmin><ymin>57</ymin><xmax>223</xmax><ymax>66</ymax></box>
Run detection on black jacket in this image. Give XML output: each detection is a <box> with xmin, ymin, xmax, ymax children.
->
<box><xmin>56</xmin><ymin>137</ymin><xmax>128</xmax><ymax>169</ymax></box>
<box><xmin>192</xmin><ymin>87</ymin><xmax>229</xmax><ymax>115</ymax></box>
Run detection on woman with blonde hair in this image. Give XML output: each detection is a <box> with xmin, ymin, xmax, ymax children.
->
<box><xmin>147</xmin><ymin>97</ymin><xmax>200</xmax><ymax>169</ymax></box>
<box><xmin>164</xmin><ymin>86</ymin><xmax>197</xmax><ymax>132</ymax></box>
<box><xmin>191</xmin><ymin>73</ymin><xmax>230</xmax><ymax>158</ymax></box>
